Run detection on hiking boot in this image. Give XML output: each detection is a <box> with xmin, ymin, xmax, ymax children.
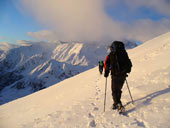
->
<box><xmin>112</xmin><ymin>103</ymin><xmax>118</xmax><ymax>110</ymax></box>
<box><xmin>117</xmin><ymin>103</ymin><xmax>125</xmax><ymax>112</ymax></box>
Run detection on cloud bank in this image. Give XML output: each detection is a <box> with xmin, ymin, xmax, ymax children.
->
<box><xmin>16</xmin><ymin>0</ymin><xmax>170</xmax><ymax>43</ymax></box>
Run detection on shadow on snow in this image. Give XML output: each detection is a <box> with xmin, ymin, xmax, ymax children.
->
<box><xmin>125</xmin><ymin>85</ymin><xmax>170</xmax><ymax>114</ymax></box>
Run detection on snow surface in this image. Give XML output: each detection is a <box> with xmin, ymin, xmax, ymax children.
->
<box><xmin>0</xmin><ymin>32</ymin><xmax>170</xmax><ymax>128</ymax></box>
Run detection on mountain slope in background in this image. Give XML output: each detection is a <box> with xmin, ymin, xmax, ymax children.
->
<box><xmin>0</xmin><ymin>41</ymin><xmax>106</xmax><ymax>104</ymax></box>
<box><xmin>0</xmin><ymin>32</ymin><xmax>169</xmax><ymax>128</ymax></box>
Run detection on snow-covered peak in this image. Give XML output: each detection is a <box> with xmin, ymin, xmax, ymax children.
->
<box><xmin>0</xmin><ymin>42</ymin><xmax>18</xmax><ymax>56</ymax></box>
<box><xmin>0</xmin><ymin>42</ymin><xmax>16</xmax><ymax>51</ymax></box>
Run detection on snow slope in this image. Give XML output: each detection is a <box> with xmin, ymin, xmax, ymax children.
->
<box><xmin>0</xmin><ymin>32</ymin><xmax>170</xmax><ymax>128</ymax></box>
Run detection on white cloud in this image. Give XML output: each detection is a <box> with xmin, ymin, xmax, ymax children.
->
<box><xmin>16</xmin><ymin>0</ymin><xmax>170</xmax><ymax>43</ymax></box>
<box><xmin>27</xmin><ymin>31</ymin><xmax>57</xmax><ymax>41</ymax></box>
<box><xmin>17</xmin><ymin>40</ymin><xmax>33</xmax><ymax>46</ymax></box>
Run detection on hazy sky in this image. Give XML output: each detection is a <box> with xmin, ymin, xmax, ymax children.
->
<box><xmin>0</xmin><ymin>0</ymin><xmax>170</xmax><ymax>44</ymax></box>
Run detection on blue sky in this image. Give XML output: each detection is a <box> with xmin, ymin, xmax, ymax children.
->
<box><xmin>0</xmin><ymin>0</ymin><xmax>41</xmax><ymax>44</ymax></box>
<box><xmin>106</xmin><ymin>6</ymin><xmax>165</xmax><ymax>22</ymax></box>
<box><xmin>0</xmin><ymin>0</ymin><xmax>170</xmax><ymax>44</ymax></box>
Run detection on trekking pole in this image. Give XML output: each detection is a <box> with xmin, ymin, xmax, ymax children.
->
<box><xmin>125</xmin><ymin>79</ymin><xmax>134</xmax><ymax>104</ymax></box>
<box><xmin>104</xmin><ymin>78</ymin><xmax>107</xmax><ymax>112</ymax></box>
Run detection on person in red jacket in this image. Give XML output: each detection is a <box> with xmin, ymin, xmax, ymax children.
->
<box><xmin>104</xmin><ymin>41</ymin><xmax>132</xmax><ymax>111</ymax></box>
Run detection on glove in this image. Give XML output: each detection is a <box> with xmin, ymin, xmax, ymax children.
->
<box><xmin>104</xmin><ymin>71</ymin><xmax>109</xmax><ymax>77</ymax></box>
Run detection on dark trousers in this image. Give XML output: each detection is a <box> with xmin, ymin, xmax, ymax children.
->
<box><xmin>111</xmin><ymin>75</ymin><xmax>126</xmax><ymax>105</ymax></box>
<box><xmin>99</xmin><ymin>66</ymin><xmax>103</xmax><ymax>74</ymax></box>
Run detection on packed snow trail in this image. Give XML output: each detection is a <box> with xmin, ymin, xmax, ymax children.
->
<box><xmin>11</xmin><ymin>70</ymin><xmax>146</xmax><ymax>128</ymax></box>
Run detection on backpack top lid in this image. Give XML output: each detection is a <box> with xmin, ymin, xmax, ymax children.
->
<box><xmin>110</xmin><ymin>41</ymin><xmax>125</xmax><ymax>52</ymax></box>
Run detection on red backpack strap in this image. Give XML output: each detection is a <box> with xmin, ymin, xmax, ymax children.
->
<box><xmin>104</xmin><ymin>55</ymin><xmax>109</xmax><ymax>70</ymax></box>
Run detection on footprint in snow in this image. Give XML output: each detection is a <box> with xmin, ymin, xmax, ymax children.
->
<box><xmin>132</xmin><ymin>119</ymin><xmax>146</xmax><ymax>127</ymax></box>
<box><xmin>88</xmin><ymin>113</ymin><xmax>94</xmax><ymax>118</ymax></box>
<box><xmin>91</xmin><ymin>103</ymin><xmax>96</xmax><ymax>106</ymax></box>
<box><xmin>89</xmin><ymin>120</ymin><xmax>96</xmax><ymax>127</ymax></box>
<box><xmin>95</xmin><ymin>92</ymin><xmax>99</xmax><ymax>96</ymax></box>
<box><xmin>93</xmin><ymin>107</ymin><xmax>99</xmax><ymax>111</ymax></box>
<box><xmin>96</xmin><ymin>97</ymin><xmax>99</xmax><ymax>100</ymax></box>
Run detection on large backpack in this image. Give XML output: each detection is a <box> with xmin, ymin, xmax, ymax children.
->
<box><xmin>110</xmin><ymin>41</ymin><xmax>132</xmax><ymax>74</ymax></box>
